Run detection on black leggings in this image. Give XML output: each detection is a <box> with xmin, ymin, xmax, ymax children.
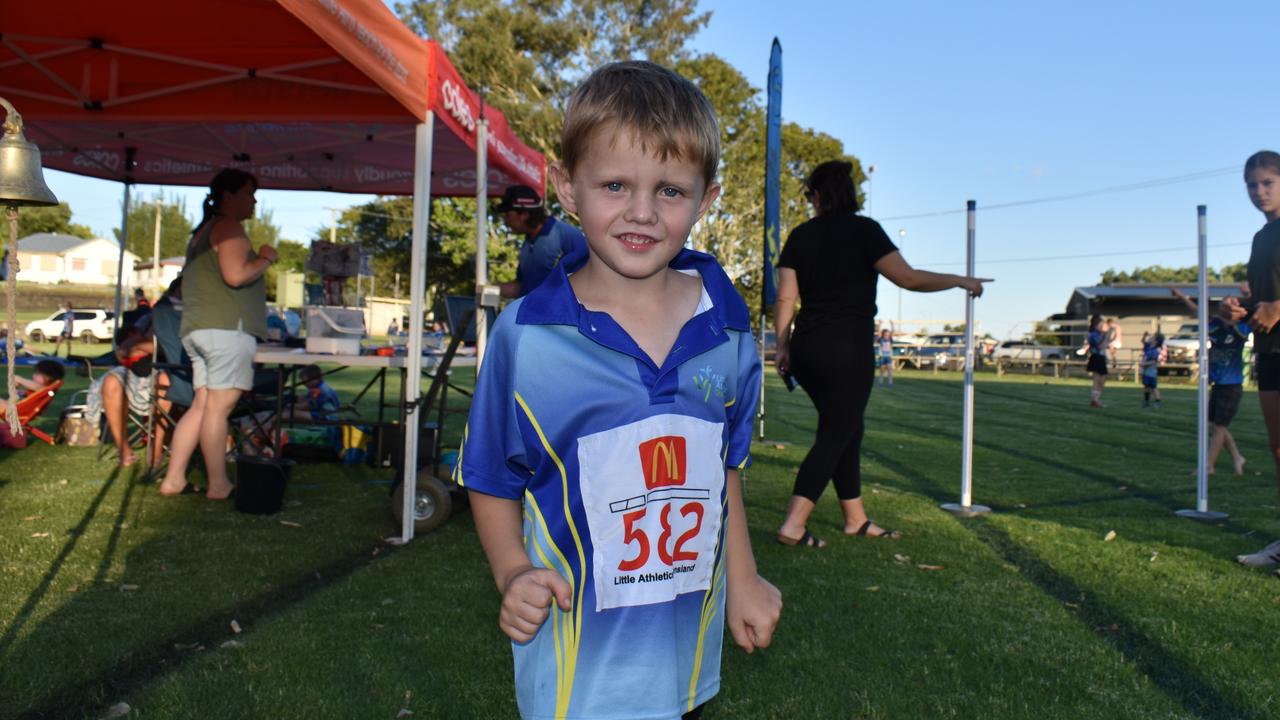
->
<box><xmin>789</xmin><ymin>324</ymin><xmax>876</xmax><ymax>503</ymax></box>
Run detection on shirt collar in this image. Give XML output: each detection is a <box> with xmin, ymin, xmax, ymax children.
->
<box><xmin>526</xmin><ymin>216</ymin><xmax>556</xmax><ymax>241</ymax></box>
<box><xmin>516</xmin><ymin>247</ymin><xmax>750</xmax><ymax>332</ymax></box>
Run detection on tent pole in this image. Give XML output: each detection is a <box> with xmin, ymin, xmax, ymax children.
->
<box><xmin>111</xmin><ymin>177</ymin><xmax>133</xmax><ymax>350</ymax></box>
<box><xmin>943</xmin><ymin>200</ymin><xmax>990</xmax><ymax>518</ymax></box>
<box><xmin>400</xmin><ymin>112</ymin><xmax>435</xmax><ymax>544</ymax></box>
<box><xmin>475</xmin><ymin>115</ymin><xmax>489</xmax><ymax>369</ymax></box>
<box><xmin>1178</xmin><ymin>205</ymin><xmax>1227</xmax><ymax>522</ymax></box>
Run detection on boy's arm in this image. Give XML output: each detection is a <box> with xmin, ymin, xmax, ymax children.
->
<box><xmin>470</xmin><ymin>490</ymin><xmax>571</xmax><ymax>643</ymax></box>
<box><xmin>1170</xmin><ymin>287</ymin><xmax>1198</xmax><ymax>314</ymax></box>
<box><xmin>14</xmin><ymin>374</ymin><xmax>42</xmax><ymax>392</ymax></box>
<box><xmin>723</xmin><ymin>468</ymin><xmax>782</xmax><ymax>653</ymax></box>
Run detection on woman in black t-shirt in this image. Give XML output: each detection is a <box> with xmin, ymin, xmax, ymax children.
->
<box><xmin>1224</xmin><ymin>151</ymin><xmax>1280</xmax><ymax>569</ymax></box>
<box><xmin>774</xmin><ymin>161</ymin><xmax>990</xmax><ymax>548</ymax></box>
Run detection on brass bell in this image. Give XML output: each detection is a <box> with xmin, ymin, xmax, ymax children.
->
<box><xmin>0</xmin><ymin>96</ymin><xmax>57</xmax><ymax>206</ymax></box>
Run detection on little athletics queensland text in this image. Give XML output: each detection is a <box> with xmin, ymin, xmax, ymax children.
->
<box><xmin>614</xmin><ymin>564</ymin><xmax>698</xmax><ymax>585</ymax></box>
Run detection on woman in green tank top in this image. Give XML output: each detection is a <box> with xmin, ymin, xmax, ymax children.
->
<box><xmin>159</xmin><ymin>169</ymin><xmax>277</xmax><ymax>501</ymax></box>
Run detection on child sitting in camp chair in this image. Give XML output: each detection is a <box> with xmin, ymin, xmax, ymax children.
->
<box><xmin>0</xmin><ymin>359</ymin><xmax>66</xmax><ymax>448</ymax></box>
<box><xmin>84</xmin><ymin>334</ymin><xmax>175</xmax><ymax>468</ymax></box>
<box><xmin>235</xmin><ymin>365</ymin><xmax>342</xmax><ymax>457</ymax></box>
<box><xmin>286</xmin><ymin>364</ymin><xmax>341</xmax><ymax>421</ymax></box>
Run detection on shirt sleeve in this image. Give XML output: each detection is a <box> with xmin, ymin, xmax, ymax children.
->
<box><xmin>862</xmin><ymin>219</ymin><xmax>898</xmax><ymax>266</ymax></box>
<box><xmin>454</xmin><ymin>310</ymin><xmax>532</xmax><ymax>499</ymax></box>
<box><xmin>724</xmin><ymin>329</ymin><xmax>762</xmax><ymax>470</ymax></box>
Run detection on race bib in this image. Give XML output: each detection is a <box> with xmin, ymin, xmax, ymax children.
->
<box><xmin>577</xmin><ymin>414</ymin><xmax>726</xmax><ymax>612</ymax></box>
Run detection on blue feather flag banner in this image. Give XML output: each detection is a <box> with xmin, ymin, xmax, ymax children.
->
<box><xmin>762</xmin><ymin>38</ymin><xmax>782</xmax><ymax>311</ymax></box>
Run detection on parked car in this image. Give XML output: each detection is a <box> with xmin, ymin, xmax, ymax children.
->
<box><xmin>1164</xmin><ymin>322</ymin><xmax>1200</xmax><ymax>361</ymax></box>
<box><xmin>992</xmin><ymin>340</ymin><xmax>1068</xmax><ymax>363</ymax></box>
<box><xmin>920</xmin><ymin>333</ymin><xmax>968</xmax><ymax>368</ymax></box>
<box><xmin>25</xmin><ymin>308</ymin><xmax>115</xmax><ymax>343</ymax></box>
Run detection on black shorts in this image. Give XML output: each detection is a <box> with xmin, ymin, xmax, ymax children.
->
<box><xmin>1086</xmin><ymin>354</ymin><xmax>1108</xmax><ymax>376</ymax></box>
<box><xmin>1257</xmin><ymin>354</ymin><xmax>1280</xmax><ymax>392</ymax></box>
<box><xmin>1209</xmin><ymin>384</ymin><xmax>1243</xmax><ymax>427</ymax></box>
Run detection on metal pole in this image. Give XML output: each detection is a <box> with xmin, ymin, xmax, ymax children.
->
<box><xmin>475</xmin><ymin>116</ymin><xmax>489</xmax><ymax>369</ymax></box>
<box><xmin>151</xmin><ymin>200</ymin><xmax>161</xmax><ymax>293</ymax></box>
<box><xmin>1178</xmin><ymin>205</ymin><xmax>1227</xmax><ymax>521</ymax></box>
<box><xmin>757</xmin><ymin>312</ymin><xmax>766</xmax><ymax>441</ymax></box>
<box><xmin>111</xmin><ymin>180</ymin><xmax>132</xmax><ymax>350</ymax></box>
<box><xmin>897</xmin><ymin>229</ymin><xmax>906</xmax><ymax>328</ymax></box>
<box><xmin>943</xmin><ymin>200</ymin><xmax>990</xmax><ymax>518</ymax></box>
<box><xmin>399</xmin><ymin>112</ymin><xmax>435</xmax><ymax>544</ymax></box>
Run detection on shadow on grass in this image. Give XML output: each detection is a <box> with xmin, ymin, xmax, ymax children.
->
<box><xmin>968</xmin><ymin>519</ymin><xmax>1259</xmax><ymax>720</ymax></box>
<box><xmin>0</xmin><ymin>462</ymin><xmax>130</xmax><ymax>658</ymax></box>
<box><xmin>869</xmin><ymin>415</ymin><xmax>1275</xmax><ymax>547</ymax></box>
<box><xmin>15</xmin><ymin>535</ymin><xmax>398</xmax><ymax>720</ymax></box>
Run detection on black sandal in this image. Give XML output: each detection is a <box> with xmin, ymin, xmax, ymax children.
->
<box><xmin>851</xmin><ymin>520</ymin><xmax>901</xmax><ymax>539</ymax></box>
<box><xmin>777</xmin><ymin>529</ymin><xmax>826</xmax><ymax>548</ymax></box>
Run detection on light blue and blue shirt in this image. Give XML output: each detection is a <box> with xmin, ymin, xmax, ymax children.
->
<box><xmin>516</xmin><ymin>217</ymin><xmax>588</xmax><ymax>297</ymax></box>
<box><xmin>305</xmin><ymin>381</ymin><xmax>341</xmax><ymax>420</ymax></box>
<box><xmin>1208</xmin><ymin>319</ymin><xmax>1250</xmax><ymax>386</ymax></box>
<box><xmin>457</xmin><ymin>248</ymin><xmax>760</xmax><ymax>720</ymax></box>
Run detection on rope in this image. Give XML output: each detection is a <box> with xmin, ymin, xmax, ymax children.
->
<box><xmin>5</xmin><ymin>206</ymin><xmax>20</xmax><ymax>436</ymax></box>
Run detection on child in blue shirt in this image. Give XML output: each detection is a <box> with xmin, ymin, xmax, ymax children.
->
<box><xmin>1173</xmin><ymin>288</ymin><xmax>1249</xmax><ymax>474</ymax></box>
<box><xmin>288</xmin><ymin>364</ymin><xmax>340</xmax><ymax>420</ymax></box>
<box><xmin>1140</xmin><ymin>332</ymin><xmax>1165</xmax><ymax>409</ymax></box>
<box><xmin>457</xmin><ymin>61</ymin><xmax>781</xmax><ymax>720</ymax></box>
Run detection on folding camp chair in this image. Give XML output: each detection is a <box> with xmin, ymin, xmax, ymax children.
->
<box><xmin>92</xmin><ymin>366</ymin><xmax>157</xmax><ymax>463</ymax></box>
<box><xmin>148</xmin><ymin>298</ymin><xmax>280</xmax><ymax>464</ymax></box>
<box><xmin>11</xmin><ymin>379</ymin><xmax>64</xmax><ymax>446</ymax></box>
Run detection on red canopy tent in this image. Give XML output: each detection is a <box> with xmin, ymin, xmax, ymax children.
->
<box><xmin>1</xmin><ymin>0</ymin><xmax>543</xmax><ymax>541</ymax></box>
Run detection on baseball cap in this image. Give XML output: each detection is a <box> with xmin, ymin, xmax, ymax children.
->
<box><xmin>495</xmin><ymin>185</ymin><xmax>543</xmax><ymax>212</ymax></box>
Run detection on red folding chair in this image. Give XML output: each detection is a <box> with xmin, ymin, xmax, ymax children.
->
<box><xmin>13</xmin><ymin>379</ymin><xmax>63</xmax><ymax>445</ymax></box>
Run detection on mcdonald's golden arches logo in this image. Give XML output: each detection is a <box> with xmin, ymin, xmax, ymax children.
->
<box><xmin>639</xmin><ymin>435</ymin><xmax>687</xmax><ymax>491</ymax></box>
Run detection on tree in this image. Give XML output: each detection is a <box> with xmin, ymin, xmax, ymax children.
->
<box><xmin>314</xmin><ymin>196</ymin><xmax>519</xmax><ymax>313</ymax></box>
<box><xmin>398</xmin><ymin>0</ymin><xmax>709</xmax><ymax>165</ymax></box>
<box><xmin>1100</xmin><ymin>263</ymin><xmax>1250</xmax><ymax>285</ymax></box>
<box><xmin>243</xmin><ymin>207</ymin><xmax>289</xmax><ymax>300</ymax></box>
<box><xmin>1031</xmin><ymin>321</ymin><xmax>1068</xmax><ymax>346</ymax></box>
<box><xmin>395</xmin><ymin>0</ymin><xmax>866</xmax><ymax>318</ymax></box>
<box><xmin>16</xmin><ymin>203</ymin><xmax>93</xmax><ymax>239</ymax></box>
<box><xmin>114</xmin><ymin>193</ymin><xmax>191</xmax><ymax>261</ymax></box>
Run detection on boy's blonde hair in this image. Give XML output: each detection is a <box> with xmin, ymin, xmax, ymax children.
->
<box><xmin>561</xmin><ymin>61</ymin><xmax>720</xmax><ymax>187</ymax></box>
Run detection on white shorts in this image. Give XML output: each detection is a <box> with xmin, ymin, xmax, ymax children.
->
<box><xmin>183</xmin><ymin>328</ymin><xmax>257</xmax><ymax>391</ymax></box>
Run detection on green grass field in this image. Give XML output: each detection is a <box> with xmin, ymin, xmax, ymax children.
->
<box><xmin>2</xmin><ymin>368</ymin><xmax>1278</xmax><ymax>719</ymax></box>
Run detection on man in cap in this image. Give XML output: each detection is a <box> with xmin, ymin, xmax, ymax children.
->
<box><xmin>496</xmin><ymin>185</ymin><xmax>587</xmax><ymax>298</ymax></box>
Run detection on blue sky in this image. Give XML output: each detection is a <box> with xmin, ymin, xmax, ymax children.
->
<box><xmin>41</xmin><ymin>0</ymin><xmax>1280</xmax><ymax>338</ymax></box>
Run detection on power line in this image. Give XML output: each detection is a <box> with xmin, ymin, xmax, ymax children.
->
<box><xmin>880</xmin><ymin>165</ymin><xmax>1238</xmax><ymax>222</ymax></box>
<box><xmin>916</xmin><ymin>241</ymin><xmax>1250</xmax><ymax>268</ymax></box>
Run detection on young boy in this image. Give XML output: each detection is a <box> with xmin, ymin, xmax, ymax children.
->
<box><xmin>288</xmin><ymin>364</ymin><xmax>341</xmax><ymax>420</ymax></box>
<box><xmin>456</xmin><ymin>61</ymin><xmax>781</xmax><ymax>720</ymax></box>
<box><xmin>0</xmin><ymin>359</ymin><xmax>65</xmax><ymax>448</ymax></box>
<box><xmin>1140</xmin><ymin>333</ymin><xmax>1165</xmax><ymax>408</ymax></box>
<box><xmin>1173</xmin><ymin>288</ymin><xmax>1249</xmax><ymax>475</ymax></box>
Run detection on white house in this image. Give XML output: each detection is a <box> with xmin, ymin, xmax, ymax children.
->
<box><xmin>16</xmin><ymin>233</ymin><xmax>139</xmax><ymax>286</ymax></box>
<box><xmin>131</xmin><ymin>256</ymin><xmax>185</xmax><ymax>292</ymax></box>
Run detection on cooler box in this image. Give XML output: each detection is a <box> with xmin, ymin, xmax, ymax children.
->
<box><xmin>305</xmin><ymin>306</ymin><xmax>365</xmax><ymax>355</ymax></box>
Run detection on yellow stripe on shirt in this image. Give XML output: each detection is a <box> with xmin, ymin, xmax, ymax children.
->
<box><xmin>515</xmin><ymin>391</ymin><xmax>587</xmax><ymax>719</ymax></box>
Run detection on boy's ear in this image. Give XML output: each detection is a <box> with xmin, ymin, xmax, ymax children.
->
<box><xmin>695</xmin><ymin>182</ymin><xmax>722</xmax><ymax>221</ymax></box>
<box><xmin>549</xmin><ymin>164</ymin><xmax>577</xmax><ymax>216</ymax></box>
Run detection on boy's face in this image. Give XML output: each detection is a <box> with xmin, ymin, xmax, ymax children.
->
<box><xmin>554</xmin><ymin>127</ymin><xmax>720</xmax><ymax>283</ymax></box>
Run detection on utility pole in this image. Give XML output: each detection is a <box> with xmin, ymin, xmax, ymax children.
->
<box><xmin>151</xmin><ymin>199</ymin><xmax>162</xmax><ymax>294</ymax></box>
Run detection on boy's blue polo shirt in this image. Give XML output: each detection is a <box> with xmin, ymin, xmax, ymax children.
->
<box><xmin>457</xmin><ymin>248</ymin><xmax>760</xmax><ymax>720</ymax></box>
<box><xmin>516</xmin><ymin>217</ymin><xmax>588</xmax><ymax>297</ymax></box>
<box><xmin>1208</xmin><ymin>319</ymin><xmax>1251</xmax><ymax>385</ymax></box>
